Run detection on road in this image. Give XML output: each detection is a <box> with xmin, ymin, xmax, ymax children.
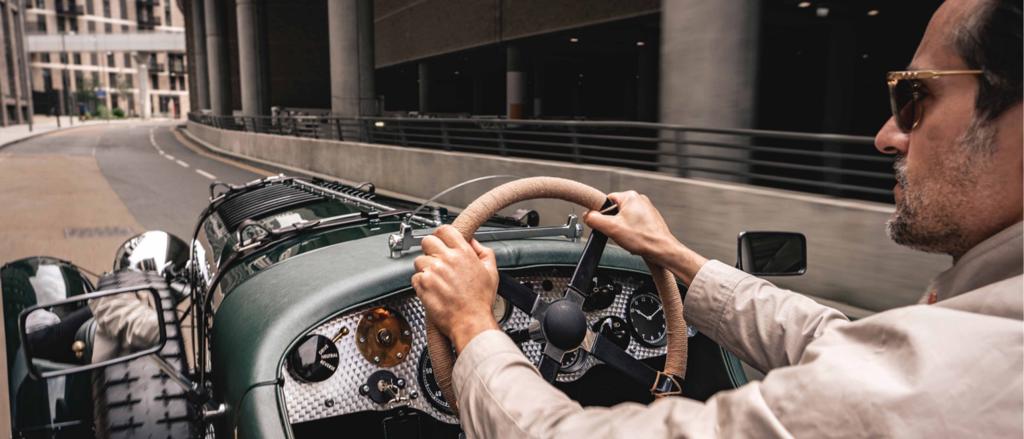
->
<box><xmin>0</xmin><ymin>122</ymin><xmax>276</xmax><ymax>274</ymax></box>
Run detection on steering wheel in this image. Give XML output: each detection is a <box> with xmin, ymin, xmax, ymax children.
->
<box><xmin>424</xmin><ymin>176</ymin><xmax>688</xmax><ymax>415</ymax></box>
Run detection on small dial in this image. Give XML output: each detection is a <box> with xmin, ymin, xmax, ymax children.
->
<box><xmin>582</xmin><ymin>274</ymin><xmax>621</xmax><ymax>312</ymax></box>
<box><xmin>627</xmin><ymin>292</ymin><xmax>667</xmax><ymax>347</ymax></box>
<box><xmin>287</xmin><ymin>334</ymin><xmax>339</xmax><ymax>383</ymax></box>
<box><xmin>356</xmin><ymin>307</ymin><xmax>413</xmax><ymax>367</ymax></box>
<box><xmin>559</xmin><ymin>348</ymin><xmax>588</xmax><ymax>373</ymax></box>
<box><xmin>418</xmin><ymin>350</ymin><xmax>454</xmax><ymax>415</ymax></box>
<box><xmin>592</xmin><ymin>316</ymin><xmax>630</xmax><ymax>350</ymax></box>
<box><xmin>492</xmin><ymin>295</ymin><xmax>511</xmax><ymax>324</ymax></box>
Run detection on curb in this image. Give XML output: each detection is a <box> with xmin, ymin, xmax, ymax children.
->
<box><xmin>0</xmin><ymin>119</ymin><xmax>157</xmax><ymax>151</ymax></box>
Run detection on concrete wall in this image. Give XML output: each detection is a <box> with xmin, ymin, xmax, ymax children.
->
<box><xmin>186</xmin><ymin>122</ymin><xmax>948</xmax><ymax>317</ymax></box>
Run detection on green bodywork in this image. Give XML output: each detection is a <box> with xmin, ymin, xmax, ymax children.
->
<box><xmin>211</xmin><ymin>233</ymin><xmax>675</xmax><ymax>438</ymax></box>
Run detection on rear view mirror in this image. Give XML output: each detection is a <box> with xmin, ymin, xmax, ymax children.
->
<box><xmin>19</xmin><ymin>285</ymin><xmax>167</xmax><ymax>380</ymax></box>
<box><xmin>736</xmin><ymin>231</ymin><xmax>807</xmax><ymax>276</ymax></box>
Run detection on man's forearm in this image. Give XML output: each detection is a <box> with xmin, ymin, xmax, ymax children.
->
<box><xmin>652</xmin><ymin>240</ymin><xmax>709</xmax><ymax>286</ymax></box>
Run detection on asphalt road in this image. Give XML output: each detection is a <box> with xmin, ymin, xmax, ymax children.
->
<box><xmin>2</xmin><ymin>122</ymin><xmax>267</xmax><ymax>243</ymax></box>
<box><xmin>0</xmin><ymin>120</ymin><xmax>283</xmax><ymax>283</ymax></box>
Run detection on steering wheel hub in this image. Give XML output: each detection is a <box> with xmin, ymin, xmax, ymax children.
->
<box><xmin>542</xmin><ymin>299</ymin><xmax>587</xmax><ymax>350</ymax></box>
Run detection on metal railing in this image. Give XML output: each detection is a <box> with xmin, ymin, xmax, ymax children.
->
<box><xmin>188</xmin><ymin>113</ymin><xmax>893</xmax><ymax>203</ymax></box>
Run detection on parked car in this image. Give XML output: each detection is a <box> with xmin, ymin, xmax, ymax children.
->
<box><xmin>3</xmin><ymin>175</ymin><xmax>805</xmax><ymax>438</ymax></box>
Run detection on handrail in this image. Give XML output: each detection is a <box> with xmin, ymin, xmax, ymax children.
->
<box><xmin>187</xmin><ymin>112</ymin><xmax>892</xmax><ymax>203</ymax></box>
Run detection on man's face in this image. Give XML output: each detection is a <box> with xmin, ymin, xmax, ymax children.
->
<box><xmin>874</xmin><ymin>0</ymin><xmax>1023</xmax><ymax>258</ymax></box>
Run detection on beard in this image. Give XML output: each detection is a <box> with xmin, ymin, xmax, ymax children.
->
<box><xmin>885</xmin><ymin>117</ymin><xmax>998</xmax><ymax>256</ymax></box>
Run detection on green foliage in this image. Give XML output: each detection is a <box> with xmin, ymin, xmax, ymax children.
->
<box><xmin>112</xmin><ymin>107</ymin><xmax>125</xmax><ymax>118</ymax></box>
<box><xmin>93</xmin><ymin>105</ymin><xmax>110</xmax><ymax>118</ymax></box>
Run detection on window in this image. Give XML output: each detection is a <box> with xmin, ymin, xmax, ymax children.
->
<box><xmin>123</xmin><ymin>53</ymin><xmax>130</xmax><ymax>67</ymax></box>
<box><xmin>108</xmin><ymin>72</ymin><xmax>116</xmax><ymax>86</ymax></box>
<box><xmin>42</xmin><ymin>68</ymin><xmax>52</xmax><ymax>91</ymax></box>
<box><xmin>164</xmin><ymin>1</ymin><xmax>171</xmax><ymax>26</ymax></box>
<box><xmin>91</xmin><ymin>72</ymin><xmax>99</xmax><ymax>87</ymax></box>
<box><xmin>73</xmin><ymin>53</ymin><xmax>81</xmax><ymax>64</ymax></box>
<box><xmin>124</xmin><ymin>73</ymin><xmax>132</xmax><ymax>87</ymax></box>
<box><xmin>35</xmin><ymin>0</ymin><xmax>45</xmax><ymax>9</ymax></box>
<box><xmin>74</xmin><ymin>71</ymin><xmax>84</xmax><ymax>90</ymax></box>
<box><xmin>57</xmin><ymin>17</ymin><xmax>65</xmax><ymax>32</ymax></box>
<box><xmin>106</xmin><ymin>52</ymin><xmax>114</xmax><ymax>67</ymax></box>
<box><xmin>59</xmin><ymin>52</ymin><xmax>67</xmax><ymax>64</ymax></box>
<box><xmin>90</xmin><ymin>53</ymin><xmax>97</xmax><ymax>65</ymax></box>
<box><xmin>170</xmin><ymin>76</ymin><xmax>176</xmax><ymax>90</ymax></box>
<box><xmin>85</xmin><ymin>0</ymin><xmax>94</xmax><ymax>15</ymax></box>
<box><xmin>102</xmin><ymin>0</ymin><xmax>110</xmax><ymax>17</ymax></box>
<box><xmin>35</xmin><ymin>14</ymin><xmax>46</xmax><ymax>32</ymax></box>
<box><xmin>41</xmin><ymin>53</ymin><xmax>50</xmax><ymax>62</ymax></box>
<box><xmin>69</xmin><ymin>17</ymin><xmax>78</xmax><ymax>32</ymax></box>
<box><xmin>87</xmin><ymin>21</ymin><xmax>95</xmax><ymax>32</ymax></box>
<box><xmin>105</xmin><ymin>23</ymin><xmax>111</xmax><ymax>33</ymax></box>
<box><xmin>118</xmin><ymin>0</ymin><xmax>126</xmax><ymax>18</ymax></box>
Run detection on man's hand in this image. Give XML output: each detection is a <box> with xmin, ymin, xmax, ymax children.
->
<box><xmin>584</xmin><ymin>190</ymin><xmax>708</xmax><ymax>284</ymax></box>
<box><xmin>412</xmin><ymin>225</ymin><xmax>500</xmax><ymax>354</ymax></box>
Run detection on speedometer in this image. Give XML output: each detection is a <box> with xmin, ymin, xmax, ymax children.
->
<box><xmin>418</xmin><ymin>349</ymin><xmax>454</xmax><ymax>415</ymax></box>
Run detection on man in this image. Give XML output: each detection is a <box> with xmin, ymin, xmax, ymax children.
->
<box><xmin>412</xmin><ymin>0</ymin><xmax>1023</xmax><ymax>436</ymax></box>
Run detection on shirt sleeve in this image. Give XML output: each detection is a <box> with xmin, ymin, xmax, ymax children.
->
<box><xmin>452</xmin><ymin>330</ymin><xmax>794</xmax><ymax>438</ymax></box>
<box><xmin>685</xmin><ymin>260</ymin><xmax>849</xmax><ymax>372</ymax></box>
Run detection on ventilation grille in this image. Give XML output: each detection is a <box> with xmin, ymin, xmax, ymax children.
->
<box><xmin>216</xmin><ymin>184</ymin><xmax>324</xmax><ymax>232</ymax></box>
<box><xmin>317</xmin><ymin>181</ymin><xmax>377</xmax><ymax>201</ymax></box>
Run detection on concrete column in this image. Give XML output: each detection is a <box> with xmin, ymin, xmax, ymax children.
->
<box><xmin>506</xmin><ymin>45</ymin><xmax>523</xmax><ymax>119</ymax></box>
<box><xmin>5</xmin><ymin>4</ymin><xmax>21</xmax><ymax>124</ymax></box>
<box><xmin>190</xmin><ymin>0</ymin><xmax>209</xmax><ymax>109</ymax></box>
<box><xmin>327</xmin><ymin>0</ymin><xmax>375</xmax><ymax>118</ymax></box>
<box><xmin>204</xmin><ymin>0</ymin><xmax>230</xmax><ymax>115</ymax></box>
<box><xmin>135</xmin><ymin>54</ymin><xmax>150</xmax><ymax>119</ymax></box>
<box><xmin>15</xmin><ymin>0</ymin><xmax>30</xmax><ymax>126</ymax></box>
<box><xmin>659</xmin><ymin>0</ymin><xmax>760</xmax><ymax>180</ymax></box>
<box><xmin>418</xmin><ymin>61</ymin><xmax>430</xmax><ymax>114</ymax></box>
<box><xmin>236</xmin><ymin>0</ymin><xmax>269</xmax><ymax>117</ymax></box>
<box><xmin>0</xmin><ymin>3</ymin><xmax>10</xmax><ymax>127</ymax></box>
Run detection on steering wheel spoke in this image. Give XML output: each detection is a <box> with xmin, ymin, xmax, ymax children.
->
<box><xmin>538</xmin><ymin>343</ymin><xmax>565</xmax><ymax>383</ymax></box>
<box><xmin>497</xmin><ymin>272</ymin><xmax>541</xmax><ymax>314</ymax></box>
<box><xmin>583</xmin><ymin>329</ymin><xmax>682</xmax><ymax>396</ymax></box>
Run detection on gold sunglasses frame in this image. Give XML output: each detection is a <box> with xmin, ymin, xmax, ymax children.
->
<box><xmin>886</xmin><ymin>69</ymin><xmax>983</xmax><ymax>132</ymax></box>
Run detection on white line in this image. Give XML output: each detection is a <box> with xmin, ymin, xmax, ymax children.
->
<box><xmin>176</xmin><ymin>160</ymin><xmax>189</xmax><ymax>168</ymax></box>
<box><xmin>195</xmin><ymin>169</ymin><xmax>216</xmax><ymax>180</ymax></box>
<box><xmin>165</xmin><ymin>154</ymin><xmax>175</xmax><ymax>160</ymax></box>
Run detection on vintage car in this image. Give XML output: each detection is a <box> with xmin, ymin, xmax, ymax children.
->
<box><xmin>2</xmin><ymin>175</ymin><xmax>805</xmax><ymax>438</ymax></box>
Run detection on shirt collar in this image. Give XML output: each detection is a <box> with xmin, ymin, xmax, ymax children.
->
<box><xmin>929</xmin><ymin>221</ymin><xmax>1023</xmax><ymax>302</ymax></box>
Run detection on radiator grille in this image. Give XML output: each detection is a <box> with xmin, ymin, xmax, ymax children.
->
<box><xmin>216</xmin><ymin>184</ymin><xmax>324</xmax><ymax>232</ymax></box>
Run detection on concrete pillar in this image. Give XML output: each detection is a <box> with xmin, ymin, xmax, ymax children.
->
<box><xmin>15</xmin><ymin>1</ymin><xmax>30</xmax><ymax>127</ymax></box>
<box><xmin>5</xmin><ymin>4</ymin><xmax>21</xmax><ymax>124</ymax></box>
<box><xmin>506</xmin><ymin>45</ymin><xmax>523</xmax><ymax>119</ymax></box>
<box><xmin>0</xmin><ymin>3</ymin><xmax>10</xmax><ymax>127</ymax></box>
<box><xmin>190</xmin><ymin>0</ymin><xmax>209</xmax><ymax>109</ymax></box>
<box><xmin>659</xmin><ymin>0</ymin><xmax>760</xmax><ymax>180</ymax></box>
<box><xmin>236</xmin><ymin>0</ymin><xmax>270</xmax><ymax>117</ymax></box>
<box><xmin>327</xmin><ymin>0</ymin><xmax>375</xmax><ymax>118</ymax></box>
<box><xmin>135</xmin><ymin>54</ymin><xmax>150</xmax><ymax>119</ymax></box>
<box><xmin>204</xmin><ymin>0</ymin><xmax>230</xmax><ymax>115</ymax></box>
<box><xmin>418</xmin><ymin>61</ymin><xmax>430</xmax><ymax>114</ymax></box>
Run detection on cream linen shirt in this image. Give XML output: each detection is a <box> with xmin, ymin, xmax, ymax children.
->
<box><xmin>452</xmin><ymin>222</ymin><xmax>1023</xmax><ymax>438</ymax></box>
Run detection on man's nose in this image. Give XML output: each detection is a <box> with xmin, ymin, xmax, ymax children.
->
<box><xmin>874</xmin><ymin>117</ymin><xmax>907</xmax><ymax>155</ymax></box>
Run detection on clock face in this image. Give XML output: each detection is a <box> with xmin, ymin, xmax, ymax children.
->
<box><xmin>627</xmin><ymin>293</ymin><xmax>667</xmax><ymax>347</ymax></box>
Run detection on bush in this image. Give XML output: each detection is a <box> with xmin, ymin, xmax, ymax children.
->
<box><xmin>112</xmin><ymin>107</ymin><xmax>125</xmax><ymax>118</ymax></box>
<box><xmin>93</xmin><ymin>105</ymin><xmax>110</xmax><ymax>118</ymax></box>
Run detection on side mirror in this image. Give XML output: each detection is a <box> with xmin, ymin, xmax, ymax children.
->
<box><xmin>18</xmin><ymin>285</ymin><xmax>166</xmax><ymax>380</ymax></box>
<box><xmin>736</xmin><ymin>231</ymin><xmax>807</xmax><ymax>276</ymax></box>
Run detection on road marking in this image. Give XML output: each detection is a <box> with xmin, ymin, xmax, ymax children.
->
<box><xmin>165</xmin><ymin>154</ymin><xmax>175</xmax><ymax>160</ymax></box>
<box><xmin>195</xmin><ymin>169</ymin><xmax>216</xmax><ymax>180</ymax></box>
<box><xmin>148</xmin><ymin>127</ymin><xmax>165</xmax><ymax>154</ymax></box>
<box><xmin>176</xmin><ymin>160</ymin><xmax>189</xmax><ymax>168</ymax></box>
<box><xmin>172</xmin><ymin>128</ymin><xmax>275</xmax><ymax>177</ymax></box>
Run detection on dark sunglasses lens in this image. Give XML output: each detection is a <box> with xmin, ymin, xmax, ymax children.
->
<box><xmin>892</xmin><ymin>80</ymin><xmax>917</xmax><ymax>131</ymax></box>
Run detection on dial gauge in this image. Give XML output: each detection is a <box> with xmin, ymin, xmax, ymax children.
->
<box><xmin>627</xmin><ymin>292</ymin><xmax>667</xmax><ymax>347</ymax></box>
<box><xmin>492</xmin><ymin>295</ymin><xmax>511</xmax><ymax>324</ymax></box>
<box><xmin>355</xmin><ymin>307</ymin><xmax>413</xmax><ymax>367</ymax></box>
<box><xmin>418</xmin><ymin>349</ymin><xmax>454</xmax><ymax>414</ymax></box>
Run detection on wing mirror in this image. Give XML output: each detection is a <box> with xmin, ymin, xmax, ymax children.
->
<box><xmin>736</xmin><ymin>231</ymin><xmax>807</xmax><ymax>276</ymax></box>
<box><xmin>18</xmin><ymin>285</ymin><xmax>167</xmax><ymax>380</ymax></box>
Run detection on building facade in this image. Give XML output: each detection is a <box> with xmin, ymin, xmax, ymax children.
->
<box><xmin>0</xmin><ymin>0</ymin><xmax>31</xmax><ymax>126</ymax></box>
<box><xmin>26</xmin><ymin>0</ymin><xmax>188</xmax><ymax>119</ymax></box>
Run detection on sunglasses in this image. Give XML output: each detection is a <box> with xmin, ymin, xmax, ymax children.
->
<box><xmin>886</xmin><ymin>69</ymin><xmax>983</xmax><ymax>132</ymax></box>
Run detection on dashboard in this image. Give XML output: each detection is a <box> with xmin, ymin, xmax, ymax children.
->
<box><xmin>281</xmin><ymin>265</ymin><xmax>694</xmax><ymax>427</ymax></box>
